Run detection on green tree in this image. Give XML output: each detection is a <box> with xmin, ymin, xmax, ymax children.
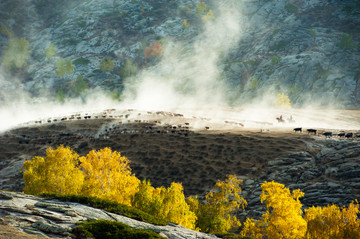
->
<box><xmin>45</xmin><ymin>43</ymin><xmax>56</xmax><ymax>59</ymax></box>
<box><xmin>2</xmin><ymin>37</ymin><xmax>31</xmax><ymax>71</ymax></box>
<box><xmin>120</xmin><ymin>59</ymin><xmax>137</xmax><ymax>78</ymax></box>
<box><xmin>187</xmin><ymin>175</ymin><xmax>247</xmax><ymax>233</ymax></box>
<box><xmin>22</xmin><ymin>145</ymin><xmax>84</xmax><ymax>195</ymax></box>
<box><xmin>56</xmin><ymin>59</ymin><xmax>74</xmax><ymax>77</ymax></box>
<box><xmin>56</xmin><ymin>87</ymin><xmax>66</xmax><ymax>102</ymax></box>
<box><xmin>100</xmin><ymin>58</ymin><xmax>114</xmax><ymax>72</ymax></box>
<box><xmin>74</xmin><ymin>75</ymin><xmax>88</xmax><ymax>96</ymax></box>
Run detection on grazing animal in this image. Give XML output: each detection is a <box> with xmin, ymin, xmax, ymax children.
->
<box><xmin>345</xmin><ymin>133</ymin><xmax>353</xmax><ymax>139</ymax></box>
<box><xmin>293</xmin><ymin>127</ymin><xmax>302</xmax><ymax>133</ymax></box>
<box><xmin>307</xmin><ymin>129</ymin><xmax>317</xmax><ymax>135</ymax></box>
<box><xmin>337</xmin><ymin>132</ymin><xmax>345</xmax><ymax>138</ymax></box>
<box><xmin>205</xmin><ymin>126</ymin><xmax>210</xmax><ymax>130</ymax></box>
<box><xmin>323</xmin><ymin>132</ymin><xmax>333</xmax><ymax>138</ymax></box>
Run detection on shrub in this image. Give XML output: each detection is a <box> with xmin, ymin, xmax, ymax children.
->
<box><xmin>100</xmin><ymin>58</ymin><xmax>114</xmax><ymax>72</ymax></box>
<box><xmin>72</xmin><ymin>219</ymin><xmax>166</xmax><ymax>239</ymax></box>
<box><xmin>2</xmin><ymin>37</ymin><xmax>31</xmax><ymax>71</ymax></box>
<box><xmin>145</xmin><ymin>42</ymin><xmax>163</xmax><ymax>59</ymax></box>
<box><xmin>41</xmin><ymin>193</ymin><xmax>168</xmax><ymax>226</ymax></box>
<box><xmin>0</xmin><ymin>24</ymin><xmax>13</xmax><ymax>37</ymax></box>
<box><xmin>56</xmin><ymin>87</ymin><xmax>66</xmax><ymax>102</ymax></box>
<box><xmin>250</xmin><ymin>78</ymin><xmax>258</xmax><ymax>89</ymax></box>
<box><xmin>271</xmin><ymin>56</ymin><xmax>281</xmax><ymax>65</ymax></box>
<box><xmin>120</xmin><ymin>59</ymin><xmax>137</xmax><ymax>78</ymax></box>
<box><xmin>285</xmin><ymin>4</ymin><xmax>298</xmax><ymax>14</ymax></box>
<box><xmin>45</xmin><ymin>43</ymin><xmax>56</xmax><ymax>59</ymax></box>
<box><xmin>201</xmin><ymin>10</ymin><xmax>215</xmax><ymax>22</ymax></box>
<box><xmin>337</xmin><ymin>33</ymin><xmax>356</xmax><ymax>50</ymax></box>
<box><xmin>73</xmin><ymin>57</ymin><xmax>90</xmax><ymax>65</ymax></box>
<box><xmin>56</xmin><ymin>59</ymin><xmax>74</xmax><ymax>77</ymax></box>
<box><xmin>196</xmin><ymin>2</ymin><xmax>207</xmax><ymax>15</ymax></box>
<box><xmin>269</xmin><ymin>40</ymin><xmax>287</xmax><ymax>51</ymax></box>
<box><xmin>182</xmin><ymin>19</ymin><xmax>191</xmax><ymax>28</ymax></box>
<box><xmin>74</xmin><ymin>75</ymin><xmax>88</xmax><ymax>96</ymax></box>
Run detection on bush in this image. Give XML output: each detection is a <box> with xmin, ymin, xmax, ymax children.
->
<box><xmin>72</xmin><ymin>219</ymin><xmax>166</xmax><ymax>239</ymax></box>
<box><xmin>285</xmin><ymin>4</ymin><xmax>298</xmax><ymax>14</ymax></box>
<box><xmin>269</xmin><ymin>40</ymin><xmax>287</xmax><ymax>51</ymax></box>
<box><xmin>41</xmin><ymin>193</ymin><xmax>168</xmax><ymax>226</ymax></box>
<box><xmin>196</xmin><ymin>2</ymin><xmax>207</xmax><ymax>15</ymax></box>
<box><xmin>337</xmin><ymin>33</ymin><xmax>356</xmax><ymax>50</ymax></box>
<box><xmin>120</xmin><ymin>59</ymin><xmax>137</xmax><ymax>78</ymax></box>
<box><xmin>0</xmin><ymin>24</ymin><xmax>13</xmax><ymax>37</ymax></box>
<box><xmin>100</xmin><ymin>58</ymin><xmax>114</xmax><ymax>72</ymax></box>
<box><xmin>250</xmin><ymin>78</ymin><xmax>258</xmax><ymax>89</ymax></box>
<box><xmin>145</xmin><ymin>42</ymin><xmax>163</xmax><ymax>59</ymax></box>
<box><xmin>73</xmin><ymin>57</ymin><xmax>90</xmax><ymax>65</ymax></box>
<box><xmin>74</xmin><ymin>75</ymin><xmax>88</xmax><ymax>96</ymax></box>
<box><xmin>56</xmin><ymin>59</ymin><xmax>74</xmax><ymax>77</ymax></box>
<box><xmin>271</xmin><ymin>56</ymin><xmax>281</xmax><ymax>65</ymax></box>
<box><xmin>2</xmin><ymin>37</ymin><xmax>31</xmax><ymax>71</ymax></box>
<box><xmin>201</xmin><ymin>10</ymin><xmax>215</xmax><ymax>22</ymax></box>
<box><xmin>45</xmin><ymin>43</ymin><xmax>56</xmax><ymax>59</ymax></box>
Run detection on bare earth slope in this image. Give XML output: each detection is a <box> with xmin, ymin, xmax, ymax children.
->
<box><xmin>0</xmin><ymin>108</ymin><xmax>360</xmax><ymax>218</ymax></box>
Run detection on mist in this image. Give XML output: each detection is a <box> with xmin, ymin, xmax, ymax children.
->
<box><xmin>0</xmin><ymin>0</ymin><xmax>359</xmax><ymax>133</ymax></box>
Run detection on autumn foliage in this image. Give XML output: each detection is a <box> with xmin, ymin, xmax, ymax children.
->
<box><xmin>144</xmin><ymin>42</ymin><xmax>162</xmax><ymax>59</ymax></box>
<box><xmin>22</xmin><ymin>145</ymin><xmax>84</xmax><ymax>195</ymax></box>
<box><xmin>22</xmin><ymin>147</ymin><xmax>360</xmax><ymax>236</ymax></box>
<box><xmin>187</xmin><ymin>175</ymin><xmax>247</xmax><ymax>234</ymax></box>
<box><xmin>79</xmin><ymin>148</ymin><xmax>140</xmax><ymax>206</ymax></box>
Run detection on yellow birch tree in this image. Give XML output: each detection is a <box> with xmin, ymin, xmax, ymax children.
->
<box><xmin>79</xmin><ymin>147</ymin><xmax>140</xmax><ymax>206</ymax></box>
<box><xmin>22</xmin><ymin>145</ymin><xmax>84</xmax><ymax>195</ymax></box>
<box><xmin>241</xmin><ymin>181</ymin><xmax>307</xmax><ymax>239</ymax></box>
<box><xmin>304</xmin><ymin>200</ymin><xmax>360</xmax><ymax>239</ymax></box>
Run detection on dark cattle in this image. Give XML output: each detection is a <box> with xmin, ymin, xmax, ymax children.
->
<box><xmin>205</xmin><ymin>126</ymin><xmax>210</xmax><ymax>130</ymax></box>
<box><xmin>323</xmin><ymin>132</ymin><xmax>333</xmax><ymax>138</ymax></box>
<box><xmin>337</xmin><ymin>132</ymin><xmax>345</xmax><ymax>138</ymax></box>
<box><xmin>307</xmin><ymin>129</ymin><xmax>317</xmax><ymax>135</ymax></box>
<box><xmin>293</xmin><ymin>128</ymin><xmax>302</xmax><ymax>133</ymax></box>
<box><xmin>345</xmin><ymin>133</ymin><xmax>353</xmax><ymax>139</ymax></box>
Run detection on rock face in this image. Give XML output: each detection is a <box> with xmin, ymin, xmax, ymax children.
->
<box><xmin>0</xmin><ymin>190</ymin><xmax>218</xmax><ymax>239</ymax></box>
<box><xmin>0</xmin><ymin>0</ymin><xmax>359</xmax><ymax>108</ymax></box>
<box><xmin>240</xmin><ymin>137</ymin><xmax>360</xmax><ymax>219</ymax></box>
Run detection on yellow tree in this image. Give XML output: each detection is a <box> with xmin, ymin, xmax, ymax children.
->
<box><xmin>79</xmin><ymin>148</ymin><xmax>140</xmax><ymax>206</ymax></box>
<box><xmin>275</xmin><ymin>92</ymin><xmax>291</xmax><ymax>109</ymax></box>
<box><xmin>132</xmin><ymin>181</ymin><xmax>197</xmax><ymax>230</ymax></box>
<box><xmin>188</xmin><ymin>175</ymin><xmax>247</xmax><ymax>234</ymax></box>
<box><xmin>241</xmin><ymin>181</ymin><xmax>307</xmax><ymax>239</ymax></box>
<box><xmin>22</xmin><ymin>145</ymin><xmax>84</xmax><ymax>195</ymax></box>
<box><xmin>304</xmin><ymin>200</ymin><xmax>360</xmax><ymax>239</ymax></box>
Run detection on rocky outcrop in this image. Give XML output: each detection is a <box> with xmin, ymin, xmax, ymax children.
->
<box><xmin>240</xmin><ymin>137</ymin><xmax>360</xmax><ymax>219</ymax></box>
<box><xmin>0</xmin><ymin>190</ymin><xmax>218</xmax><ymax>238</ymax></box>
<box><xmin>0</xmin><ymin>0</ymin><xmax>359</xmax><ymax>108</ymax></box>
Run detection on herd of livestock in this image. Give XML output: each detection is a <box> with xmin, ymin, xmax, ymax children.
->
<box><xmin>293</xmin><ymin>127</ymin><xmax>360</xmax><ymax>139</ymax></box>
